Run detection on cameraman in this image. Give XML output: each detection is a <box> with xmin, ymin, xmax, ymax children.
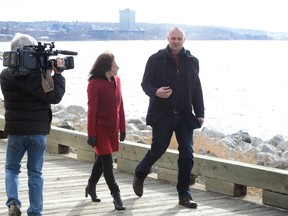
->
<box><xmin>0</xmin><ymin>33</ymin><xmax>66</xmax><ymax>216</ymax></box>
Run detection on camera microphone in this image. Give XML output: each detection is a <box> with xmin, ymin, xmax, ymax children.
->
<box><xmin>57</xmin><ymin>50</ymin><xmax>78</xmax><ymax>55</ymax></box>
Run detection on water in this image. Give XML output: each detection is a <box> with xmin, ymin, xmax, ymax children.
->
<box><xmin>1</xmin><ymin>40</ymin><xmax>288</xmax><ymax>140</ymax></box>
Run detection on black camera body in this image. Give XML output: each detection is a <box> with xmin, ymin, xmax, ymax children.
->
<box><xmin>2</xmin><ymin>42</ymin><xmax>78</xmax><ymax>76</ymax></box>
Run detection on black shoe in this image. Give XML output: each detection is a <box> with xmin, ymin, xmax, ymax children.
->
<box><xmin>179</xmin><ymin>196</ymin><xmax>198</xmax><ymax>209</ymax></box>
<box><xmin>85</xmin><ymin>184</ymin><xmax>101</xmax><ymax>202</ymax></box>
<box><xmin>133</xmin><ymin>174</ymin><xmax>144</xmax><ymax>197</ymax></box>
<box><xmin>8</xmin><ymin>201</ymin><xmax>21</xmax><ymax>216</ymax></box>
<box><xmin>112</xmin><ymin>192</ymin><xmax>126</xmax><ymax>211</ymax></box>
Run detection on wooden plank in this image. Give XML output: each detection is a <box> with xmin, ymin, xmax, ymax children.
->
<box><xmin>117</xmin><ymin>158</ymin><xmax>138</xmax><ymax>174</ymax></box>
<box><xmin>47</xmin><ymin>126</ymin><xmax>87</xmax><ymax>149</ymax></box>
<box><xmin>205</xmin><ymin>177</ymin><xmax>247</xmax><ymax>197</ymax></box>
<box><xmin>263</xmin><ymin>190</ymin><xmax>288</xmax><ymax>210</ymax></box>
<box><xmin>193</xmin><ymin>154</ymin><xmax>288</xmax><ymax>194</ymax></box>
<box><xmin>0</xmin><ymin>115</ymin><xmax>5</xmax><ymax>130</ymax></box>
<box><xmin>77</xmin><ymin>148</ymin><xmax>96</xmax><ymax>163</ymax></box>
<box><xmin>157</xmin><ymin>167</ymin><xmax>178</xmax><ymax>184</ymax></box>
<box><xmin>46</xmin><ymin>141</ymin><xmax>70</xmax><ymax>154</ymax></box>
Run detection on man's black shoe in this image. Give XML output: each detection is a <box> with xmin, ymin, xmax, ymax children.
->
<box><xmin>179</xmin><ymin>196</ymin><xmax>198</xmax><ymax>209</ymax></box>
<box><xmin>133</xmin><ymin>174</ymin><xmax>144</xmax><ymax>197</ymax></box>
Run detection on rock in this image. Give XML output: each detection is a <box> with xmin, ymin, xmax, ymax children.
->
<box><xmin>218</xmin><ymin>137</ymin><xmax>237</xmax><ymax>149</ymax></box>
<box><xmin>194</xmin><ymin>128</ymin><xmax>288</xmax><ymax>169</ymax></box>
<box><xmin>228</xmin><ymin>130</ymin><xmax>252</xmax><ymax>144</ymax></box>
<box><xmin>66</xmin><ymin>105</ymin><xmax>86</xmax><ymax>115</ymax></box>
<box><xmin>250</xmin><ymin>137</ymin><xmax>264</xmax><ymax>147</ymax></box>
<box><xmin>255</xmin><ymin>152</ymin><xmax>280</xmax><ymax>166</ymax></box>
<box><xmin>57</xmin><ymin>121</ymin><xmax>75</xmax><ymax>130</ymax></box>
<box><xmin>279</xmin><ymin>141</ymin><xmax>288</xmax><ymax>152</ymax></box>
<box><xmin>270</xmin><ymin>159</ymin><xmax>288</xmax><ymax>169</ymax></box>
<box><xmin>256</xmin><ymin>143</ymin><xmax>282</xmax><ymax>156</ymax></box>
<box><xmin>238</xmin><ymin>141</ymin><xmax>253</xmax><ymax>152</ymax></box>
<box><xmin>268</xmin><ymin>134</ymin><xmax>288</xmax><ymax>147</ymax></box>
<box><xmin>201</xmin><ymin>127</ymin><xmax>226</xmax><ymax>139</ymax></box>
<box><xmin>282</xmin><ymin>151</ymin><xmax>288</xmax><ymax>158</ymax></box>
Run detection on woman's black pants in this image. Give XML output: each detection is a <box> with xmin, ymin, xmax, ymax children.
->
<box><xmin>88</xmin><ymin>154</ymin><xmax>119</xmax><ymax>194</ymax></box>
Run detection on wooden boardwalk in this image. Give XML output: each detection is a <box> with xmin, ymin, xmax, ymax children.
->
<box><xmin>0</xmin><ymin>140</ymin><xmax>288</xmax><ymax>216</ymax></box>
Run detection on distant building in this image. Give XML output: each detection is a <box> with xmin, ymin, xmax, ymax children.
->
<box><xmin>119</xmin><ymin>8</ymin><xmax>135</xmax><ymax>31</ymax></box>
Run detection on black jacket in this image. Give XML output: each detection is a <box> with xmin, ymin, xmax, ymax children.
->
<box><xmin>0</xmin><ymin>68</ymin><xmax>65</xmax><ymax>135</ymax></box>
<box><xmin>141</xmin><ymin>45</ymin><xmax>204</xmax><ymax>128</ymax></box>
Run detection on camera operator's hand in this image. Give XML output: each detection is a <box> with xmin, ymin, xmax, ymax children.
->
<box><xmin>119</xmin><ymin>132</ymin><xmax>126</xmax><ymax>142</ymax></box>
<box><xmin>87</xmin><ymin>137</ymin><xmax>96</xmax><ymax>148</ymax></box>
<box><xmin>41</xmin><ymin>70</ymin><xmax>54</xmax><ymax>93</ymax></box>
<box><xmin>52</xmin><ymin>65</ymin><xmax>61</xmax><ymax>74</ymax></box>
<box><xmin>53</xmin><ymin>57</ymin><xmax>65</xmax><ymax>74</ymax></box>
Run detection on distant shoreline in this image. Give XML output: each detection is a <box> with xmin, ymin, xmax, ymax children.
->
<box><xmin>1</xmin><ymin>21</ymin><xmax>288</xmax><ymax>42</ymax></box>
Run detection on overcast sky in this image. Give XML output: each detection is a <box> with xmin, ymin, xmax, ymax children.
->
<box><xmin>1</xmin><ymin>0</ymin><xmax>287</xmax><ymax>32</ymax></box>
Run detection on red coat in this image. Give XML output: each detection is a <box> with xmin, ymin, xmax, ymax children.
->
<box><xmin>87</xmin><ymin>76</ymin><xmax>126</xmax><ymax>155</ymax></box>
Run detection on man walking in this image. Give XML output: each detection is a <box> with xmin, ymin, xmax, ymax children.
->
<box><xmin>133</xmin><ymin>27</ymin><xmax>204</xmax><ymax>209</ymax></box>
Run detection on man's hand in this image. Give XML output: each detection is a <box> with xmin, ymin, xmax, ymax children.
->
<box><xmin>52</xmin><ymin>57</ymin><xmax>65</xmax><ymax>74</ymax></box>
<box><xmin>197</xmin><ymin>117</ymin><xmax>204</xmax><ymax>127</ymax></box>
<box><xmin>87</xmin><ymin>137</ymin><xmax>96</xmax><ymax>148</ymax></box>
<box><xmin>155</xmin><ymin>86</ymin><xmax>172</xmax><ymax>98</ymax></box>
<box><xmin>119</xmin><ymin>132</ymin><xmax>126</xmax><ymax>142</ymax></box>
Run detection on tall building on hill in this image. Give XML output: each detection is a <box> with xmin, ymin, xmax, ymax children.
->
<box><xmin>119</xmin><ymin>8</ymin><xmax>135</xmax><ymax>31</ymax></box>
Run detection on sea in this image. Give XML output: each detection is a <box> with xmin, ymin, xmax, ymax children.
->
<box><xmin>1</xmin><ymin>40</ymin><xmax>288</xmax><ymax>140</ymax></box>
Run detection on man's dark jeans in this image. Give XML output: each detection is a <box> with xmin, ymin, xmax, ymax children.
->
<box><xmin>135</xmin><ymin>111</ymin><xmax>194</xmax><ymax>198</ymax></box>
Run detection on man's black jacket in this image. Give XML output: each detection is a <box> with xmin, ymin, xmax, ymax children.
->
<box><xmin>141</xmin><ymin>46</ymin><xmax>204</xmax><ymax>128</ymax></box>
<box><xmin>0</xmin><ymin>68</ymin><xmax>65</xmax><ymax>135</ymax></box>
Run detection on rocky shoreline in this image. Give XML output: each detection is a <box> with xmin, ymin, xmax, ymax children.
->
<box><xmin>1</xmin><ymin>102</ymin><xmax>287</xmax><ymax>170</ymax></box>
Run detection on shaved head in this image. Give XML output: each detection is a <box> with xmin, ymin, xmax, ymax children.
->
<box><xmin>167</xmin><ymin>27</ymin><xmax>186</xmax><ymax>54</ymax></box>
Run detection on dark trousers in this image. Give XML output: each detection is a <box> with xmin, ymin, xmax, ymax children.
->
<box><xmin>135</xmin><ymin>111</ymin><xmax>194</xmax><ymax>198</ymax></box>
<box><xmin>88</xmin><ymin>154</ymin><xmax>119</xmax><ymax>194</ymax></box>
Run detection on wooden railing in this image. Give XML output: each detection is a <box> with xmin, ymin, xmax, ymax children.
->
<box><xmin>0</xmin><ymin>115</ymin><xmax>287</xmax><ymax>210</ymax></box>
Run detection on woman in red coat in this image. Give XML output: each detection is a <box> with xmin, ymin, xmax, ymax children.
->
<box><xmin>85</xmin><ymin>51</ymin><xmax>126</xmax><ymax>211</ymax></box>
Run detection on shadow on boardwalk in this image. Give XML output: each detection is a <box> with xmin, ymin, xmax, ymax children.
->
<box><xmin>0</xmin><ymin>140</ymin><xmax>287</xmax><ymax>216</ymax></box>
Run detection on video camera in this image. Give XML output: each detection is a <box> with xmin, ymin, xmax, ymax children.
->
<box><xmin>2</xmin><ymin>42</ymin><xmax>78</xmax><ymax>76</ymax></box>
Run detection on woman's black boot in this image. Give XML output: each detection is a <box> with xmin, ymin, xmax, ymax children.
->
<box><xmin>112</xmin><ymin>192</ymin><xmax>126</xmax><ymax>210</ymax></box>
<box><xmin>85</xmin><ymin>183</ymin><xmax>101</xmax><ymax>202</ymax></box>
